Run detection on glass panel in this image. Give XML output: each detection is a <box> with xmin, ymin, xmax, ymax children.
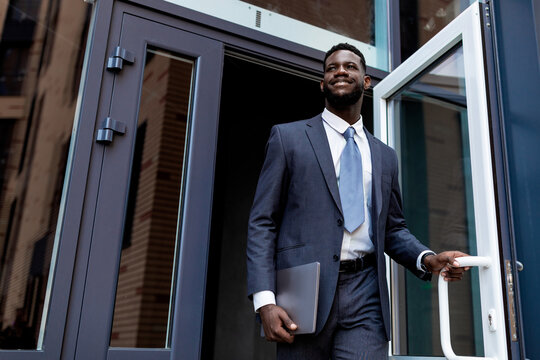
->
<box><xmin>400</xmin><ymin>0</ymin><xmax>476</xmax><ymax>62</ymax></box>
<box><xmin>243</xmin><ymin>0</ymin><xmax>375</xmax><ymax>44</ymax></box>
<box><xmin>390</xmin><ymin>46</ymin><xmax>483</xmax><ymax>356</ymax></box>
<box><xmin>0</xmin><ymin>0</ymin><xmax>91</xmax><ymax>349</ymax></box>
<box><xmin>109</xmin><ymin>48</ymin><xmax>194</xmax><ymax>348</ymax></box>
<box><xmin>163</xmin><ymin>0</ymin><xmax>389</xmax><ymax>70</ymax></box>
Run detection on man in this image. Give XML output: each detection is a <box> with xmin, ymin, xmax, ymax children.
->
<box><xmin>246</xmin><ymin>43</ymin><xmax>468</xmax><ymax>359</ymax></box>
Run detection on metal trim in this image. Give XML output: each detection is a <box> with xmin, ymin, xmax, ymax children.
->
<box><xmin>479</xmin><ymin>1</ymin><xmax>526</xmax><ymax>358</ymax></box>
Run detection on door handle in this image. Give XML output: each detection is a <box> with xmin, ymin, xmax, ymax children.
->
<box><xmin>438</xmin><ymin>256</ymin><xmax>493</xmax><ymax>360</ymax></box>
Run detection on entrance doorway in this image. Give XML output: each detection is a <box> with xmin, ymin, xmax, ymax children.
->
<box><xmin>202</xmin><ymin>54</ymin><xmax>373</xmax><ymax>359</ymax></box>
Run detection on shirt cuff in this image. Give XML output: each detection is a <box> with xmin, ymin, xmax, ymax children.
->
<box><xmin>253</xmin><ymin>290</ymin><xmax>276</xmax><ymax>313</ymax></box>
<box><xmin>417</xmin><ymin>250</ymin><xmax>436</xmax><ymax>272</ymax></box>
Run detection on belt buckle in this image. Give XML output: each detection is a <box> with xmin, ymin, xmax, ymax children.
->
<box><xmin>339</xmin><ymin>256</ymin><xmax>369</xmax><ymax>273</ymax></box>
<box><xmin>339</xmin><ymin>260</ymin><xmax>351</xmax><ymax>273</ymax></box>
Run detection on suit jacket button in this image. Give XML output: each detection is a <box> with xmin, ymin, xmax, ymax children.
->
<box><xmin>337</xmin><ymin>219</ymin><xmax>343</xmax><ymax>226</ymax></box>
<box><xmin>333</xmin><ymin>255</ymin><xmax>339</xmax><ymax>262</ymax></box>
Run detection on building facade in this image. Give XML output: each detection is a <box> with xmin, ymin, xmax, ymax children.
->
<box><xmin>0</xmin><ymin>0</ymin><xmax>539</xmax><ymax>359</ymax></box>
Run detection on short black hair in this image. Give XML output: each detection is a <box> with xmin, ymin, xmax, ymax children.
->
<box><xmin>323</xmin><ymin>43</ymin><xmax>366</xmax><ymax>73</ymax></box>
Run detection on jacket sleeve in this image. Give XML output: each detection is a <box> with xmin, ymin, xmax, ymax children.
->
<box><xmin>384</xmin><ymin>149</ymin><xmax>432</xmax><ymax>280</ymax></box>
<box><xmin>246</xmin><ymin>126</ymin><xmax>289</xmax><ymax>298</ymax></box>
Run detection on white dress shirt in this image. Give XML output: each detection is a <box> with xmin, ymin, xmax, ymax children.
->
<box><xmin>252</xmin><ymin>109</ymin><xmax>432</xmax><ymax>312</ymax></box>
<box><xmin>321</xmin><ymin>108</ymin><xmax>374</xmax><ymax>260</ymax></box>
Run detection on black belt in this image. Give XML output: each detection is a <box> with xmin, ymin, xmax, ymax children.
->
<box><xmin>339</xmin><ymin>253</ymin><xmax>376</xmax><ymax>273</ymax></box>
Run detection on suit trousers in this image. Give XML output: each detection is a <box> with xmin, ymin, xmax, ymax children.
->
<box><xmin>277</xmin><ymin>265</ymin><xmax>388</xmax><ymax>360</ymax></box>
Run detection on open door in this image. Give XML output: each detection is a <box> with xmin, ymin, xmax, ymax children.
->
<box><xmin>70</xmin><ymin>4</ymin><xmax>223</xmax><ymax>359</ymax></box>
<box><xmin>374</xmin><ymin>3</ymin><xmax>508</xmax><ymax>359</ymax></box>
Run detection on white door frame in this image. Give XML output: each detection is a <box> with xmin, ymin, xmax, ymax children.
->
<box><xmin>374</xmin><ymin>2</ymin><xmax>507</xmax><ymax>359</ymax></box>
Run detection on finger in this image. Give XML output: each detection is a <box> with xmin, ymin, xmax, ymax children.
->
<box><xmin>279</xmin><ymin>310</ymin><xmax>297</xmax><ymax>331</ymax></box>
<box><xmin>445</xmin><ymin>274</ymin><xmax>464</xmax><ymax>281</ymax></box>
<box><xmin>272</xmin><ymin>326</ymin><xmax>295</xmax><ymax>343</ymax></box>
<box><xmin>443</xmin><ymin>255</ymin><xmax>456</xmax><ymax>267</ymax></box>
<box><xmin>447</xmin><ymin>263</ymin><xmax>470</xmax><ymax>272</ymax></box>
<box><xmin>443</xmin><ymin>255</ymin><xmax>460</xmax><ymax>268</ymax></box>
<box><xmin>453</xmin><ymin>258</ymin><xmax>470</xmax><ymax>270</ymax></box>
<box><xmin>452</xmin><ymin>251</ymin><xmax>470</xmax><ymax>264</ymax></box>
<box><xmin>442</xmin><ymin>269</ymin><xmax>464</xmax><ymax>280</ymax></box>
<box><xmin>445</xmin><ymin>269</ymin><xmax>466</xmax><ymax>277</ymax></box>
<box><xmin>445</xmin><ymin>270</ymin><xmax>465</xmax><ymax>277</ymax></box>
<box><xmin>263</xmin><ymin>324</ymin><xmax>284</xmax><ymax>343</ymax></box>
<box><xmin>442</xmin><ymin>273</ymin><xmax>463</xmax><ymax>281</ymax></box>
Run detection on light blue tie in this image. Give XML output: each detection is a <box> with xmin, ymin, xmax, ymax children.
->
<box><xmin>339</xmin><ymin>127</ymin><xmax>365</xmax><ymax>232</ymax></box>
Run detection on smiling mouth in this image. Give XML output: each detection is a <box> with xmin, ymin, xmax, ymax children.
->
<box><xmin>332</xmin><ymin>80</ymin><xmax>353</xmax><ymax>86</ymax></box>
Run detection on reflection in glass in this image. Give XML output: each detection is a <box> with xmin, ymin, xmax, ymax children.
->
<box><xmin>163</xmin><ymin>0</ymin><xmax>388</xmax><ymax>70</ymax></box>
<box><xmin>391</xmin><ymin>45</ymin><xmax>483</xmax><ymax>356</ymax></box>
<box><xmin>244</xmin><ymin>0</ymin><xmax>375</xmax><ymax>45</ymax></box>
<box><xmin>400</xmin><ymin>0</ymin><xmax>476</xmax><ymax>61</ymax></box>
<box><xmin>109</xmin><ymin>48</ymin><xmax>193</xmax><ymax>348</ymax></box>
<box><xmin>0</xmin><ymin>0</ymin><xmax>91</xmax><ymax>349</ymax></box>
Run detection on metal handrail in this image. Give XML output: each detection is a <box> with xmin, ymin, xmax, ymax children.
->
<box><xmin>438</xmin><ymin>256</ymin><xmax>494</xmax><ymax>360</ymax></box>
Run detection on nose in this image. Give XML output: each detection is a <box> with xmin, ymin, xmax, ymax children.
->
<box><xmin>335</xmin><ymin>65</ymin><xmax>349</xmax><ymax>76</ymax></box>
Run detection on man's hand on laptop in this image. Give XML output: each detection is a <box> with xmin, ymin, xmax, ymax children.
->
<box><xmin>259</xmin><ymin>304</ymin><xmax>297</xmax><ymax>343</ymax></box>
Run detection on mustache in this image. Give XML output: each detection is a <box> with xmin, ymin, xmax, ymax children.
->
<box><xmin>322</xmin><ymin>82</ymin><xmax>364</xmax><ymax>108</ymax></box>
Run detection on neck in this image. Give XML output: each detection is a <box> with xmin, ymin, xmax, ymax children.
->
<box><xmin>325</xmin><ymin>100</ymin><xmax>363</xmax><ymax>126</ymax></box>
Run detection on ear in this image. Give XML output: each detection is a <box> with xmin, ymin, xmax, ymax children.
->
<box><xmin>320</xmin><ymin>80</ymin><xmax>324</xmax><ymax>93</ymax></box>
<box><xmin>363</xmin><ymin>75</ymin><xmax>372</xmax><ymax>90</ymax></box>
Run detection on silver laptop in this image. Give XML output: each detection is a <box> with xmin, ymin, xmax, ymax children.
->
<box><xmin>261</xmin><ymin>262</ymin><xmax>320</xmax><ymax>336</ymax></box>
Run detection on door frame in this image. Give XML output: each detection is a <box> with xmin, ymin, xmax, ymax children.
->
<box><xmin>373</xmin><ymin>2</ymin><xmax>514</xmax><ymax>359</ymax></box>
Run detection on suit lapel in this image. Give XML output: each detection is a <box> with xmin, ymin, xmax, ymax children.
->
<box><xmin>305</xmin><ymin>116</ymin><xmax>343</xmax><ymax>215</ymax></box>
<box><xmin>366</xmin><ymin>129</ymin><xmax>383</xmax><ymax>220</ymax></box>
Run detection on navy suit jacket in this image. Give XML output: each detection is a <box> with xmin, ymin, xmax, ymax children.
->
<box><xmin>246</xmin><ymin>114</ymin><xmax>431</xmax><ymax>340</ymax></box>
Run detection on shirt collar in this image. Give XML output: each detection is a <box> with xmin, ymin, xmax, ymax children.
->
<box><xmin>322</xmin><ymin>108</ymin><xmax>364</xmax><ymax>136</ymax></box>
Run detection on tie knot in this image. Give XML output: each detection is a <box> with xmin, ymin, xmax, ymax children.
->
<box><xmin>343</xmin><ymin>127</ymin><xmax>356</xmax><ymax>140</ymax></box>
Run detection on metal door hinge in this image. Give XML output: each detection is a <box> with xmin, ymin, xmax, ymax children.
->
<box><xmin>107</xmin><ymin>47</ymin><xmax>135</xmax><ymax>72</ymax></box>
<box><xmin>96</xmin><ymin>117</ymin><xmax>126</xmax><ymax>144</ymax></box>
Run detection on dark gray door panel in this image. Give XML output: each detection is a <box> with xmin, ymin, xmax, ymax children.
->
<box><xmin>73</xmin><ymin>11</ymin><xmax>223</xmax><ymax>360</ymax></box>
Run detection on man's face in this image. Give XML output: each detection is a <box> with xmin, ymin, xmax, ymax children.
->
<box><xmin>320</xmin><ymin>50</ymin><xmax>371</xmax><ymax>109</ymax></box>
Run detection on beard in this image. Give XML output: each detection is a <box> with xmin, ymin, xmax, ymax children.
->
<box><xmin>323</xmin><ymin>81</ymin><xmax>363</xmax><ymax>109</ymax></box>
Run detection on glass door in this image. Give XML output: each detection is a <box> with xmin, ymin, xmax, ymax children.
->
<box><xmin>374</xmin><ymin>3</ymin><xmax>508</xmax><ymax>359</ymax></box>
<box><xmin>72</xmin><ymin>6</ymin><xmax>223</xmax><ymax>360</ymax></box>
<box><xmin>0</xmin><ymin>1</ymin><xmax>93</xmax><ymax>359</ymax></box>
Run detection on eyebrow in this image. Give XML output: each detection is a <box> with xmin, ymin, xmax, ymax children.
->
<box><xmin>325</xmin><ymin>61</ymin><xmax>359</xmax><ymax>68</ymax></box>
